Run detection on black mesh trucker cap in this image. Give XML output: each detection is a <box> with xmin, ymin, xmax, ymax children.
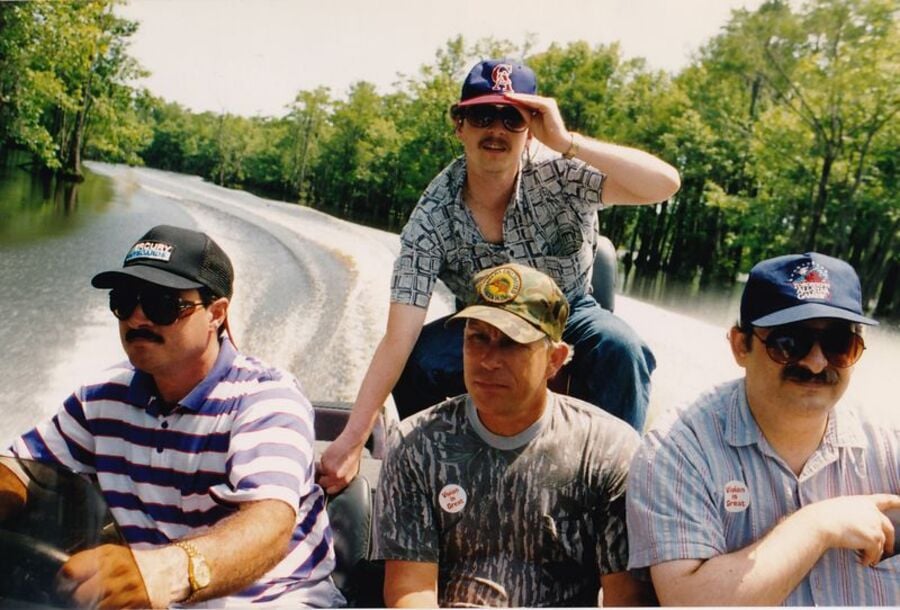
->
<box><xmin>91</xmin><ymin>225</ymin><xmax>234</xmax><ymax>298</ymax></box>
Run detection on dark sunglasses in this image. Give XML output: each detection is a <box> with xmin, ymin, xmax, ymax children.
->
<box><xmin>753</xmin><ymin>325</ymin><xmax>865</xmax><ymax>368</ymax></box>
<box><xmin>461</xmin><ymin>105</ymin><xmax>528</xmax><ymax>133</ymax></box>
<box><xmin>109</xmin><ymin>287</ymin><xmax>207</xmax><ymax>326</ymax></box>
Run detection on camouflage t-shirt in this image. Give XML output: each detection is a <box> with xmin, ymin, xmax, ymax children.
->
<box><xmin>390</xmin><ymin>154</ymin><xmax>606</xmax><ymax>308</ymax></box>
<box><xmin>375</xmin><ymin>392</ymin><xmax>639</xmax><ymax>607</ymax></box>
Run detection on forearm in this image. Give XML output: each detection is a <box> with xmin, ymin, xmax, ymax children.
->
<box><xmin>652</xmin><ymin>509</ymin><xmax>829</xmax><ymax>605</ymax></box>
<box><xmin>140</xmin><ymin>499</ymin><xmax>295</xmax><ymax>606</ymax></box>
<box><xmin>600</xmin><ymin>571</ymin><xmax>657</xmax><ymax>606</ymax></box>
<box><xmin>384</xmin><ymin>560</ymin><xmax>439</xmax><ymax>608</ymax></box>
<box><xmin>570</xmin><ymin>135</ymin><xmax>680</xmax><ymax>205</ymax></box>
<box><xmin>341</xmin><ymin>303</ymin><xmax>426</xmax><ymax>446</ymax></box>
<box><xmin>342</xmin><ymin>338</ymin><xmax>409</xmax><ymax>444</ymax></box>
<box><xmin>187</xmin><ymin>500</ymin><xmax>295</xmax><ymax>602</ymax></box>
<box><xmin>390</xmin><ymin>590</ymin><xmax>440</xmax><ymax>608</ymax></box>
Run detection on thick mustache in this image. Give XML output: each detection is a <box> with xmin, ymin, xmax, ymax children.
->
<box><xmin>479</xmin><ymin>136</ymin><xmax>508</xmax><ymax>149</ymax></box>
<box><xmin>782</xmin><ymin>364</ymin><xmax>838</xmax><ymax>385</ymax></box>
<box><xmin>125</xmin><ymin>328</ymin><xmax>164</xmax><ymax>343</ymax></box>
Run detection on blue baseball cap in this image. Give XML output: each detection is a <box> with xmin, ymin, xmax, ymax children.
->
<box><xmin>740</xmin><ymin>252</ymin><xmax>877</xmax><ymax>327</ymax></box>
<box><xmin>457</xmin><ymin>59</ymin><xmax>537</xmax><ymax>108</ymax></box>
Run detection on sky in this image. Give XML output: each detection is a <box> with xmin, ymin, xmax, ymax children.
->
<box><xmin>116</xmin><ymin>0</ymin><xmax>768</xmax><ymax>118</ymax></box>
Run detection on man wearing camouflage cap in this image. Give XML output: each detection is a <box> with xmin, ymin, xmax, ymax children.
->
<box><xmin>376</xmin><ymin>264</ymin><xmax>651</xmax><ymax>607</ymax></box>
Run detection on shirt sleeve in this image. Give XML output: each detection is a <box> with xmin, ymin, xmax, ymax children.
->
<box><xmin>209</xmin><ymin>377</ymin><xmax>315</xmax><ymax>516</ymax></box>
<box><xmin>8</xmin><ymin>390</ymin><xmax>97</xmax><ymax>474</ymax></box>
<box><xmin>390</xmin><ymin>202</ymin><xmax>445</xmax><ymax>309</ymax></box>
<box><xmin>626</xmin><ymin>426</ymin><xmax>726</xmax><ymax>569</ymax></box>
<box><xmin>533</xmin><ymin>158</ymin><xmax>606</xmax><ymax>215</ymax></box>
<box><xmin>374</xmin><ymin>426</ymin><xmax>439</xmax><ymax>563</ymax></box>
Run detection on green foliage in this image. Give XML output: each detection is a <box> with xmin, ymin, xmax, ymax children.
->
<box><xmin>0</xmin><ymin>0</ymin><xmax>148</xmax><ymax>176</ymax></box>
<box><xmin>2</xmin><ymin>0</ymin><xmax>896</xmax><ymax>316</ymax></box>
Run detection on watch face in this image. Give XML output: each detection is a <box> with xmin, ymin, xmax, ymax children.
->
<box><xmin>194</xmin><ymin>559</ymin><xmax>212</xmax><ymax>588</ymax></box>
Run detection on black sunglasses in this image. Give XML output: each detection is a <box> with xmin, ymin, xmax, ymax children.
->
<box><xmin>109</xmin><ymin>287</ymin><xmax>207</xmax><ymax>326</ymax></box>
<box><xmin>753</xmin><ymin>324</ymin><xmax>865</xmax><ymax>368</ymax></box>
<box><xmin>460</xmin><ymin>105</ymin><xmax>528</xmax><ymax>133</ymax></box>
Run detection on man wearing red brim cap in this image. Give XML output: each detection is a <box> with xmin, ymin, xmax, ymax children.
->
<box><xmin>319</xmin><ymin>57</ymin><xmax>681</xmax><ymax>495</ymax></box>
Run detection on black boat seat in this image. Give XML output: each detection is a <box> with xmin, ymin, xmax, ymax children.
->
<box><xmin>325</xmin><ymin>475</ymin><xmax>384</xmax><ymax>607</ymax></box>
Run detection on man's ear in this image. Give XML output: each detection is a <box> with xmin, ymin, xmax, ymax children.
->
<box><xmin>546</xmin><ymin>342</ymin><xmax>570</xmax><ymax>379</ymax></box>
<box><xmin>208</xmin><ymin>297</ymin><xmax>229</xmax><ymax>331</ymax></box>
<box><xmin>728</xmin><ymin>326</ymin><xmax>750</xmax><ymax>367</ymax></box>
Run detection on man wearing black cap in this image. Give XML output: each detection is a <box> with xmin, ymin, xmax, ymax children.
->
<box><xmin>1</xmin><ymin>226</ymin><xmax>343</xmax><ymax>608</ymax></box>
<box><xmin>320</xmin><ymin>58</ymin><xmax>681</xmax><ymax>493</ymax></box>
<box><xmin>627</xmin><ymin>252</ymin><xmax>900</xmax><ymax>605</ymax></box>
<box><xmin>376</xmin><ymin>264</ymin><xmax>652</xmax><ymax>607</ymax></box>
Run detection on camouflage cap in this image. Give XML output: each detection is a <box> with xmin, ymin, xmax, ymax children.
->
<box><xmin>450</xmin><ymin>263</ymin><xmax>569</xmax><ymax>343</ymax></box>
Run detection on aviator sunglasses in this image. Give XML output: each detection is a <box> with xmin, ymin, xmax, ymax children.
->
<box><xmin>753</xmin><ymin>324</ymin><xmax>865</xmax><ymax>368</ymax></box>
<box><xmin>109</xmin><ymin>286</ymin><xmax>208</xmax><ymax>326</ymax></box>
<box><xmin>459</xmin><ymin>105</ymin><xmax>529</xmax><ymax>133</ymax></box>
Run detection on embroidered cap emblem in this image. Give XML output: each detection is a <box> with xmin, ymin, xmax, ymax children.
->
<box><xmin>491</xmin><ymin>63</ymin><xmax>514</xmax><ymax>93</ymax></box>
<box><xmin>790</xmin><ymin>261</ymin><xmax>831</xmax><ymax>301</ymax></box>
<box><xmin>125</xmin><ymin>240</ymin><xmax>174</xmax><ymax>264</ymax></box>
<box><xmin>479</xmin><ymin>267</ymin><xmax>522</xmax><ymax>304</ymax></box>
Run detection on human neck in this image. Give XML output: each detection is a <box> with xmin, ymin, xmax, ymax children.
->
<box><xmin>747</xmin><ymin>394</ymin><xmax>830</xmax><ymax>476</ymax></box>
<box><xmin>464</xmin><ymin>161</ymin><xmax>518</xmax><ymax>211</ymax></box>
<box><xmin>475</xmin><ymin>390</ymin><xmax>547</xmax><ymax>437</ymax></box>
<box><xmin>153</xmin><ymin>339</ymin><xmax>221</xmax><ymax>404</ymax></box>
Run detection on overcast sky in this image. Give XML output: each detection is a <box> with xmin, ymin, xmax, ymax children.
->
<box><xmin>116</xmin><ymin>0</ymin><xmax>767</xmax><ymax>117</ymax></box>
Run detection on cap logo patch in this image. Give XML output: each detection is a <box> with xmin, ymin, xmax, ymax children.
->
<box><xmin>491</xmin><ymin>63</ymin><xmax>514</xmax><ymax>93</ymax></box>
<box><xmin>480</xmin><ymin>267</ymin><xmax>521</xmax><ymax>304</ymax></box>
<box><xmin>790</xmin><ymin>261</ymin><xmax>831</xmax><ymax>301</ymax></box>
<box><xmin>125</xmin><ymin>240</ymin><xmax>174</xmax><ymax>264</ymax></box>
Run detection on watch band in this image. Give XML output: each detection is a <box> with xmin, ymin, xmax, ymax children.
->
<box><xmin>176</xmin><ymin>540</ymin><xmax>210</xmax><ymax>603</ymax></box>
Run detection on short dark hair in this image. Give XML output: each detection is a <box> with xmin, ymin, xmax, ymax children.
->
<box><xmin>198</xmin><ymin>286</ymin><xmax>220</xmax><ymax>305</ymax></box>
<box><xmin>734</xmin><ymin>321</ymin><xmax>754</xmax><ymax>351</ymax></box>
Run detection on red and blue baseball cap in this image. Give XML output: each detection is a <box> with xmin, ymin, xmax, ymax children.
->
<box><xmin>740</xmin><ymin>252</ymin><xmax>878</xmax><ymax>327</ymax></box>
<box><xmin>457</xmin><ymin>59</ymin><xmax>537</xmax><ymax>108</ymax></box>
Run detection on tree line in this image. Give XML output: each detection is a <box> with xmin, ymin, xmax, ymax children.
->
<box><xmin>1</xmin><ymin>0</ymin><xmax>896</xmax><ymax>318</ymax></box>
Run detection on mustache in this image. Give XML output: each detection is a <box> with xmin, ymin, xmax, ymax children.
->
<box><xmin>782</xmin><ymin>364</ymin><xmax>839</xmax><ymax>385</ymax></box>
<box><xmin>125</xmin><ymin>328</ymin><xmax>164</xmax><ymax>343</ymax></box>
<box><xmin>479</xmin><ymin>136</ymin><xmax>508</xmax><ymax>148</ymax></box>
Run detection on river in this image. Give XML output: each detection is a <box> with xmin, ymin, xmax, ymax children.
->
<box><xmin>0</xmin><ymin>160</ymin><xmax>897</xmax><ymax>445</ymax></box>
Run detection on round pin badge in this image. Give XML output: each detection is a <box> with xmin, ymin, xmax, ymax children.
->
<box><xmin>438</xmin><ymin>483</ymin><xmax>468</xmax><ymax>514</ymax></box>
<box><xmin>723</xmin><ymin>480</ymin><xmax>750</xmax><ymax>513</ymax></box>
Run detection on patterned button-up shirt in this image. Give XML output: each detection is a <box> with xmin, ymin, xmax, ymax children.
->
<box><xmin>627</xmin><ymin>378</ymin><xmax>900</xmax><ymax>605</ymax></box>
<box><xmin>391</xmin><ymin>154</ymin><xmax>606</xmax><ymax>308</ymax></box>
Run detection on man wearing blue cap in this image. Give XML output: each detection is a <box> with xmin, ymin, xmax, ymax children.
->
<box><xmin>320</xmin><ymin>58</ymin><xmax>680</xmax><ymax>493</ymax></box>
<box><xmin>627</xmin><ymin>252</ymin><xmax>900</xmax><ymax>605</ymax></box>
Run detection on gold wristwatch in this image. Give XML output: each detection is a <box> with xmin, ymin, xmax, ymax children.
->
<box><xmin>176</xmin><ymin>540</ymin><xmax>211</xmax><ymax>602</ymax></box>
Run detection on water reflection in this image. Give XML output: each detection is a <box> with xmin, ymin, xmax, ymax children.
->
<box><xmin>621</xmin><ymin>267</ymin><xmax>744</xmax><ymax>328</ymax></box>
<box><xmin>0</xmin><ymin>151</ymin><xmax>113</xmax><ymax>244</ymax></box>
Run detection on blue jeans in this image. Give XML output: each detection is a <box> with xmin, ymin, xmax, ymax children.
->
<box><xmin>391</xmin><ymin>294</ymin><xmax>654</xmax><ymax>430</ymax></box>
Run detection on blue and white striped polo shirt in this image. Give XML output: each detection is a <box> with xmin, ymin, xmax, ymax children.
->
<box><xmin>9</xmin><ymin>339</ymin><xmax>343</xmax><ymax>608</ymax></box>
<box><xmin>627</xmin><ymin>378</ymin><xmax>900</xmax><ymax>605</ymax></box>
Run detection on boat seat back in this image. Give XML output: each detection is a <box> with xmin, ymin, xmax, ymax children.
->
<box><xmin>325</xmin><ymin>475</ymin><xmax>384</xmax><ymax>607</ymax></box>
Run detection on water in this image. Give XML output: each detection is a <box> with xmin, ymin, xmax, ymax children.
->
<box><xmin>0</xmin><ymin>159</ymin><xmax>897</xmax><ymax>445</ymax></box>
